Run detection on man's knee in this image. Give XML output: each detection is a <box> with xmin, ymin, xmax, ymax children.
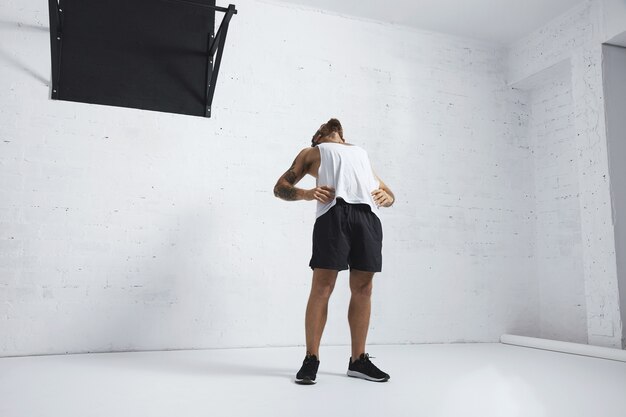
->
<box><xmin>350</xmin><ymin>278</ymin><xmax>373</xmax><ymax>297</ymax></box>
<box><xmin>311</xmin><ymin>270</ymin><xmax>338</xmax><ymax>299</ymax></box>
<box><xmin>312</xmin><ymin>281</ymin><xmax>335</xmax><ymax>299</ymax></box>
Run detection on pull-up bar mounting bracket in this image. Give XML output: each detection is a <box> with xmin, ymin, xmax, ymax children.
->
<box><xmin>205</xmin><ymin>3</ymin><xmax>237</xmax><ymax>117</ymax></box>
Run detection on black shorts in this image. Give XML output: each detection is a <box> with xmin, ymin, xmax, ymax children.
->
<box><xmin>309</xmin><ymin>198</ymin><xmax>383</xmax><ymax>272</ymax></box>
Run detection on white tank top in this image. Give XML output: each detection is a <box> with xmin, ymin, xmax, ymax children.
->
<box><xmin>315</xmin><ymin>142</ymin><xmax>381</xmax><ymax>219</ymax></box>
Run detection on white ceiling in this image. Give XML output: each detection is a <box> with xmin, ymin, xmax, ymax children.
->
<box><xmin>274</xmin><ymin>0</ymin><xmax>587</xmax><ymax>45</ymax></box>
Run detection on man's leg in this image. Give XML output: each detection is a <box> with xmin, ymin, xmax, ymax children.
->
<box><xmin>348</xmin><ymin>269</ymin><xmax>374</xmax><ymax>361</ymax></box>
<box><xmin>305</xmin><ymin>268</ymin><xmax>339</xmax><ymax>357</ymax></box>
<box><xmin>346</xmin><ymin>268</ymin><xmax>390</xmax><ymax>382</ymax></box>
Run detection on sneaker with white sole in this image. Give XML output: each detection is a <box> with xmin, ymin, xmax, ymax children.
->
<box><xmin>347</xmin><ymin>353</ymin><xmax>390</xmax><ymax>382</ymax></box>
<box><xmin>295</xmin><ymin>353</ymin><xmax>320</xmax><ymax>385</ymax></box>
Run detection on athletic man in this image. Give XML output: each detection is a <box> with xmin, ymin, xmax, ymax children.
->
<box><xmin>273</xmin><ymin>118</ymin><xmax>395</xmax><ymax>385</ymax></box>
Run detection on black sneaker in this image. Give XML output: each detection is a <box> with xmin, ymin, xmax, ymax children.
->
<box><xmin>347</xmin><ymin>353</ymin><xmax>390</xmax><ymax>382</ymax></box>
<box><xmin>295</xmin><ymin>353</ymin><xmax>320</xmax><ymax>385</ymax></box>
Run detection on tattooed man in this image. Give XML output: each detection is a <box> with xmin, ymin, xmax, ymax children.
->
<box><xmin>273</xmin><ymin>118</ymin><xmax>395</xmax><ymax>385</ymax></box>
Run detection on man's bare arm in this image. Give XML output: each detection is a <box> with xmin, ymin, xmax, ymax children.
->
<box><xmin>274</xmin><ymin>152</ymin><xmax>308</xmax><ymax>201</ymax></box>
<box><xmin>274</xmin><ymin>148</ymin><xmax>335</xmax><ymax>203</ymax></box>
<box><xmin>372</xmin><ymin>173</ymin><xmax>395</xmax><ymax>207</ymax></box>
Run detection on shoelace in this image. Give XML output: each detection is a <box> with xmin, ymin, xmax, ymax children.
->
<box><xmin>359</xmin><ymin>353</ymin><xmax>386</xmax><ymax>376</ymax></box>
<box><xmin>303</xmin><ymin>356</ymin><xmax>318</xmax><ymax>370</ymax></box>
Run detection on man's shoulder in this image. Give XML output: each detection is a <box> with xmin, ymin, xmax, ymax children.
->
<box><xmin>300</xmin><ymin>146</ymin><xmax>320</xmax><ymax>155</ymax></box>
<box><xmin>296</xmin><ymin>146</ymin><xmax>320</xmax><ymax>164</ymax></box>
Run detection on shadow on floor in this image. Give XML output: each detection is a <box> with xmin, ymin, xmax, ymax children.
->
<box><xmin>67</xmin><ymin>351</ymin><xmax>297</xmax><ymax>381</ymax></box>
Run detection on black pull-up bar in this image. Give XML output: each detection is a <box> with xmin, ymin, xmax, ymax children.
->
<box><xmin>47</xmin><ymin>0</ymin><xmax>237</xmax><ymax>118</ymax></box>
<box><xmin>151</xmin><ymin>0</ymin><xmax>239</xmax><ymax>116</ymax></box>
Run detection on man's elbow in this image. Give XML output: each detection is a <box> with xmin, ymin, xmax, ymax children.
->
<box><xmin>273</xmin><ymin>183</ymin><xmax>283</xmax><ymax>199</ymax></box>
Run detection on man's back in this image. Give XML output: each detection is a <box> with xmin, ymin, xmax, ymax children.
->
<box><xmin>315</xmin><ymin>142</ymin><xmax>380</xmax><ymax>219</ymax></box>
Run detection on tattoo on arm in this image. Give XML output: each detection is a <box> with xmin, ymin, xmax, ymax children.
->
<box><xmin>274</xmin><ymin>151</ymin><xmax>315</xmax><ymax>201</ymax></box>
<box><xmin>274</xmin><ymin>161</ymin><xmax>300</xmax><ymax>201</ymax></box>
<box><xmin>283</xmin><ymin>169</ymin><xmax>297</xmax><ymax>185</ymax></box>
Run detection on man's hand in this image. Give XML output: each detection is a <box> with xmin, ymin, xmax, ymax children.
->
<box><xmin>372</xmin><ymin>188</ymin><xmax>394</xmax><ymax>207</ymax></box>
<box><xmin>305</xmin><ymin>186</ymin><xmax>335</xmax><ymax>203</ymax></box>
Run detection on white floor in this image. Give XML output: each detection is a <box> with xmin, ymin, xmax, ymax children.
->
<box><xmin>1</xmin><ymin>343</ymin><xmax>625</xmax><ymax>417</ymax></box>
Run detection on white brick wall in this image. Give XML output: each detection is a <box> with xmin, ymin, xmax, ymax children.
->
<box><xmin>572</xmin><ymin>44</ymin><xmax>621</xmax><ymax>347</ymax></box>
<box><xmin>508</xmin><ymin>0</ymin><xmax>622</xmax><ymax>347</ymax></box>
<box><xmin>524</xmin><ymin>65</ymin><xmax>588</xmax><ymax>343</ymax></box>
<box><xmin>2</xmin><ymin>0</ymin><xmax>623</xmax><ymax>355</ymax></box>
<box><xmin>507</xmin><ymin>2</ymin><xmax>595</xmax><ymax>85</ymax></box>
<box><xmin>0</xmin><ymin>0</ymin><xmax>539</xmax><ymax>356</ymax></box>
